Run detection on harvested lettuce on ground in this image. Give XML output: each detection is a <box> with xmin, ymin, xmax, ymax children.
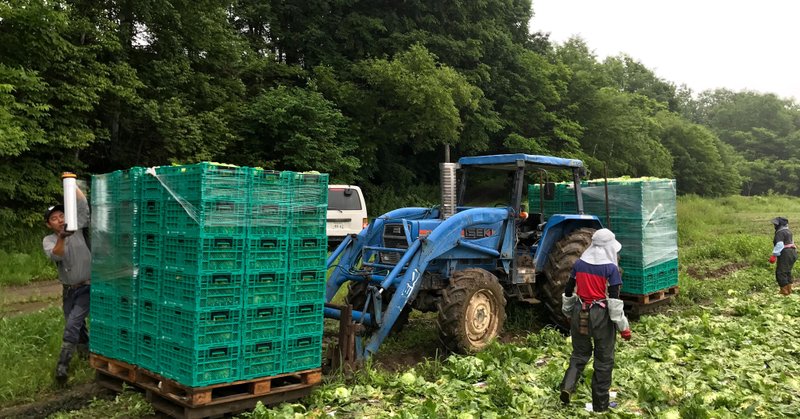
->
<box><xmin>245</xmin><ymin>290</ymin><xmax>800</xmax><ymax>418</ymax></box>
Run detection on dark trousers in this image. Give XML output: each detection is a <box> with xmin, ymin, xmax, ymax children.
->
<box><xmin>62</xmin><ymin>284</ymin><xmax>90</xmax><ymax>345</ymax></box>
<box><xmin>560</xmin><ymin>305</ymin><xmax>616</xmax><ymax>410</ymax></box>
<box><xmin>776</xmin><ymin>249</ymin><xmax>797</xmax><ymax>287</ymax></box>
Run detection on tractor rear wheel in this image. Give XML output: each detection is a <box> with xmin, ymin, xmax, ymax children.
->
<box><xmin>345</xmin><ymin>281</ymin><xmax>410</xmax><ymax>334</ymax></box>
<box><xmin>437</xmin><ymin>268</ymin><xmax>506</xmax><ymax>353</ymax></box>
<box><xmin>542</xmin><ymin>228</ymin><xmax>596</xmax><ymax>328</ymax></box>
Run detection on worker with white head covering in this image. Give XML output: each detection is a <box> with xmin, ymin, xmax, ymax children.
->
<box><xmin>769</xmin><ymin>217</ymin><xmax>797</xmax><ymax>295</ymax></box>
<box><xmin>559</xmin><ymin>228</ymin><xmax>631</xmax><ymax>413</ymax></box>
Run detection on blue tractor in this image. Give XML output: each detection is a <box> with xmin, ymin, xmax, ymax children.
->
<box><xmin>324</xmin><ymin>154</ymin><xmax>603</xmax><ymax>361</ymax></box>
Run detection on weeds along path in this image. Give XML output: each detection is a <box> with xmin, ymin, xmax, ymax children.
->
<box><xmin>0</xmin><ymin>383</ymin><xmax>116</xmax><ymax>419</ymax></box>
<box><xmin>0</xmin><ymin>280</ymin><xmax>61</xmax><ymax>318</ymax></box>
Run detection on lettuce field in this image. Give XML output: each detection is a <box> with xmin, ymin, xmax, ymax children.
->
<box><xmin>15</xmin><ymin>195</ymin><xmax>800</xmax><ymax>418</ymax></box>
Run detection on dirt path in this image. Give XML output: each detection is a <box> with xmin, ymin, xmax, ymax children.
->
<box><xmin>0</xmin><ymin>383</ymin><xmax>113</xmax><ymax>419</ymax></box>
<box><xmin>0</xmin><ymin>280</ymin><xmax>62</xmax><ymax>318</ymax></box>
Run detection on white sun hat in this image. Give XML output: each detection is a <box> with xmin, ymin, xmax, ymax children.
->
<box><xmin>579</xmin><ymin>228</ymin><xmax>622</xmax><ymax>266</ymax></box>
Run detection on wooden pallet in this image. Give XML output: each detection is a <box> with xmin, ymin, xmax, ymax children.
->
<box><xmin>91</xmin><ymin>354</ymin><xmax>321</xmax><ymax>419</ymax></box>
<box><xmin>621</xmin><ymin>285</ymin><xmax>679</xmax><ymax>305</ymax></box>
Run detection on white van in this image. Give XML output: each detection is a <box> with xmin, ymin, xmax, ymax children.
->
<box><xmin>327</xmin><ymin>185</ymin><xmax>368</xmax><ymax>249</ymax></box>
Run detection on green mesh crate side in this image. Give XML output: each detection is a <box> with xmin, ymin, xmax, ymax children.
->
<box><xmin>289</xmin><ymin>172</ymin><xmax>329</xmax><ymax>206</ymax></box>
<box><xmin>247</xmin><ymin>203</ymin><xmax>290</xmax><ymax>236</ymax></box>
<box><xmin>283</xmin><ymin>334</ymin><xmax>323</xmax><ymax>373</ymax></box>
<box><xmin>241</xmin><ymin>339</ymin><xmax>283</xmax><ymax>379</ymax></box>
<box><xmin>138</xmin><ymin>265</ymin><xmax>161</xmax><ymax>302</ymax></box>
<box><xmin>245</xmin><ymin>270</ymin><xmax>288</xmax><ymax>306</ymax></box>
<box><xmin>620</xmin><ymin>259</ymin><xmax>679</xmax><ymax>295</ymax></box>
<box><xmin>249</xmin><ymin>169</ymin><xmax>293</xmax><ymax>204</ymax></box>
<box><xmin>290</xmin><ymin>205</ymin><xmax>326</xmax><ymax>237</ymax></box>
<box><xmin>159</xmin><ymin>342</ymin><xmax>240</xmax><ymax>387</ymax></box>
<box><xmin>163</xmin><ymin>235</ymin><xmax>246</xmax><ymax>273</ymax></box>
<box><xmin>284</xmin><ymin>302</ymin><xmax>324</xmax><ymax>338</ymax></box>
<box><xmin>137</xmin><ymin>298</ymin><xmax>159</xmax><ymax>337</ymax></box>
<box><xmin>115</xmin><ymin>327</ymin><xmax>136</xmax><ymax>364</ymax></box>
<box><xmin>246</xmin><ymin>236</ymin><xmax>289</xmax><ymax>271</ymax></box>
<box><xmin>162</xmin><ymin>199</ymin><xmax>248</xmax><ymax>237</ymax></box>
<box><xmin>288</xmin><ymin>237</ymin><xmax>327</xmax><ymax>270</ymax></box>
<box><xmin>154</xmin><ymin>163</ymin><xmax>250</xmax><ymax>202</ymax></box>
<box><xmin>140</xmin><ymin>199</ymin><xmax>163</xmax><ymax>233</ymax></box>
<box><xmin>161</xmin><ymin>270</ymin><xmax>244</xmax><ymax>310</ymax></box>
<box><xmin>286</xmin><ymin>269</ymin><xmax>326</xmax><ymax>304</ymax></box>
<box><xmin>159</xmin><ymin>306</ymin><xmax>241</xmax><ymax>347</ymax></box>
<box><xmin>139</xmin><ymin>233</ymin><xmax>163</xmax><ymax>266</ymax></box>
<box><xmin>137</xmin><ymin>332</ymin><xmax>160</xmax><ymax>374</ymax></box>
<box><xmin>243</xmin><ymin>304</ymin><xmax>285</xmax><ymax>341</ymax></box>
<box><xmin>88</xmin><ymin>320</ymin><xmax>115</xmax><ymax>358</ymax></box>
<box><xmin>90</xmin><ymin>289</ymin><xmax>116</xmax><ymax>324</ymax></box>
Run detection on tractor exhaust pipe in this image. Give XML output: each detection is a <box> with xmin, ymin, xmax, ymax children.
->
<box><xmin>440</xmin><ymin>162</ymin><xmax>458</xmax><ymax>219</ymax></box>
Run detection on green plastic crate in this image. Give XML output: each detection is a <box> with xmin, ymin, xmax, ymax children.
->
<box><xmin>248</xmin><ymin>203</ymin><xmax>290</xmax><ymax>236</ymax></box>
<box><xmin>621</xmin><ymin>259</ymin><xmax>679</xmax><ymax>295</ymax></box>
<box><xmin>290</xmin><ymin>205</ymin><xmax>326</xmax><ymax>237</ymax></box>
<box><xmin>288</xmin><ymin>237</ymin><xmax>327</xmax><ymax>270</ymax></box>
<box><xmin>246</xmin><ymin>236</ymin><xmax>289</xmax><ymax>270</ymax></box>
<box><xmin>162</xmin><ymin>199</ymin><xmax>248</xmax><ymax>237</ymax></box>
<box><xmin>244</xmin><ymin>270</ymin><xmax>287</xmax><ymax>306</ymax></box>
<box><xmin>89</xmin><ymin>320</ymin><xmax>114</xmax><ymax>358</ymax></box>
<box><xmin>138</xmin><ymin>265</ymin><xmax>161</xmax><ymax>302</ymax></box>
<box><xmin>90</xmin><ymin>289</ymin><xmax>116</xmax><ymax>324</ymax></box>
<box><xmin>139</xmin><ymin>233</ymin><xmax>163</xmax><ymax>266</ymax></box>
<box><xmin>115</xmin><ymin>327</ymin><xmax>136</xmax><ymax>364</ymax></box>
<box><xmin>290</xmin><ymin>172</ymin><xmax>329</xmax><ymax>206</ymax></box>
<box><xmin>242</xmin><ymin>305</ymin><xmax>285</xmax><ymax>341</ymax></box>
<box><xmin>284</xmin><ymin>302</ymin><xmax>324</xmax><ymax>338</ymax></box>
<box><xmin>163</xmin><ymin>235</ymin><xmax>246</xmax><ymax>273</ymax></box>
<box><xmin>249</xmin><ymin>169</ymin><xmax>292</xmax><ymax>204</ymax></box>
<box><xmin>137</xmin><ymin>299</ymin><xmax>159</xmax><ymax>336</ymax></box>
<box><xmin>283</xmin><ymin>334</ymin><xmax>323</xmax><ymax>373</ymax></box>
<box><xmin>137</xmin><ymin>332</ymin><xmax>160</xmax><ymax>373</ymax></box>
<box><xmin>140</xmin><ymin>199</ymin><xmax>163</xmax><ymax>233</ymax></box>
<box><xmin>155</xmin><ymin>163</ymin><xmax>250</xmax><ymax>202</ymax></box>
<box><xmin>160</xmin><ymin>342</ymin><xmax>240</xmax><ymax>387</ymax></box>
<box><xmin>241</xmin><ymin>339</ymin><xmax>283</xmax><ymax>379</ymax></box>
<box><xmin>159</xmin><ymin>306</ymin><xmax>241</xmax><ymax>347</ymax></box>
<box><xmin>161</xmin><ymin>270</ymin><xmax>244</xmax><ymax>310</ymax></box>
<box><xmin>286</xmin><ymin>270</ymin><xmax>326</xmax><ymax>304</ymax></box>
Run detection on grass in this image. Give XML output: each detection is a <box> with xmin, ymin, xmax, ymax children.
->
<box><xmin>0</xmin><ymin>226</ymin><xmax>57</xmax><ymax>286</ymax></box>
<box><xmin>47</xmin><ymin>391</ymin><xmax>153</xmax><ymax>419</ymax></box>
<box><xmin>0</xmin><ymin>307</ymin><xmax>94</xmax><ymax>407</ymax></box>
<box><xmin>18</xmin><ymin>194</ymin><xmax>800</xmax><ymax>417</ymax></box>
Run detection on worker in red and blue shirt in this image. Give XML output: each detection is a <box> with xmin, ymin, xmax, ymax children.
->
<box><xmin>559</xmin><ymin>228</ymin><xmax>631</xmax><ymax>413</ymax></box>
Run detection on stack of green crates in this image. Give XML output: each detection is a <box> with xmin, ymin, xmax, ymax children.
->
<box><xmin>90</xmin><ymin>168</ymin><xmax>143</xmax><ymax>364</ymax></box>
<box><xmin>90</xmin><ymin>163</ymin><xmax>329</xmax><ymax>388</ymax></box>
<box><xmin>527</xmin><ymin>178</ymin><xmax>678</xmax><ymax>295</ymax></box>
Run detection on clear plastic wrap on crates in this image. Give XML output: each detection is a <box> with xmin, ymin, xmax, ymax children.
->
<box><xmin>582</xmin><ymin>178</ymin><xmax>678</xmax><ymax>268</ymax></box>
<box><xmin>90</xmin><ymin>168</ymin><xmax>144</xmax><ymax>297</ymax></box>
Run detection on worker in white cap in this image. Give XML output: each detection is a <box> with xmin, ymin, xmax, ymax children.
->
<box><xmin>559</xmin><ymin>228</ymin><xmax>631</xmax><ymax>412</ymax></box>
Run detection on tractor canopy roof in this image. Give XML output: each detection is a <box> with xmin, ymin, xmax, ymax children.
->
<box><xmin>457</xmin><ymin>153</ymin><xmax>584</xmax><ymax>170</ymax></box>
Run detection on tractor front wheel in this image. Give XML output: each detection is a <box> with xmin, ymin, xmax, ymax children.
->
<box><xmin>541</xmin><ymin>227</ymin><xmax>596</xmax><ymax>327</ymax></box>
<box><xmin>437</xmin><ymin>268</ymin><xmax>506</xmax><ymax>353</ymax></box>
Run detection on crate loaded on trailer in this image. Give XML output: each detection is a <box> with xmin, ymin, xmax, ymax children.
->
<box><xmin>529</xmin><ymin>177</ymin><xmax>679</xmax><ymax>313</ymax></box>
<box><xmin>89</xmin><ymin>163</ymin><xmax>327</xmax><ymax>419</ymax></box>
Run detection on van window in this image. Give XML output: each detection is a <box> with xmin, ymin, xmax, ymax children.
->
<box><xmin>328</xmin><ymin>188</ymin><xmax>362</xmax><ymax>210</ymax></box>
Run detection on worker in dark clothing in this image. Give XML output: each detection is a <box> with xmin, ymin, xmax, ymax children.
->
<box><xmin>559</xmin><ymin>228</ymin><xmax>631</xmax><ymax>412</ymax></box>
<box><xmin>42</xmin><ymin>181</ymin><xmax>91</xmax><ymax>385</ymax></box>
<box><xmin>769</xmin><ymin>217</ymin><xmax>797</xmax><ymax>295</ymax></box>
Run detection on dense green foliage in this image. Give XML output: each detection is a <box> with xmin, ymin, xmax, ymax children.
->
<box><xmin>2</xmin><ymin>0</ymin><xmax>799</xmax><ymax>230</ymax></box>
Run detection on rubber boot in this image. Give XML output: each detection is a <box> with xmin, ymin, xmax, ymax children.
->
<box><xmin>55</xmin><ymin>342</ymin><xmax>76</xmax><ymax>385</ymax></box>
<box><xmin>787</xmin><ymin>284</ymin><xmax>793</xmax><ymax>295</ymax></box>
<box><xmin>780</xmin><ymin>285</ymin><xmax>788</xmax><ymax>296</ymax></box>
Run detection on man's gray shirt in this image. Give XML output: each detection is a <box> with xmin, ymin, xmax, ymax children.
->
<box><xmin>43</xmin><ymin>194</ymin><xmax>91</xmax><ymax>285</ymax></box>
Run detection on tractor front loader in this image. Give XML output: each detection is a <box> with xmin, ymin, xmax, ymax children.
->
<box><xmin>323</xmin><ymin>154</ymin><xmax>603</xmax><ymax>367</ymax></box>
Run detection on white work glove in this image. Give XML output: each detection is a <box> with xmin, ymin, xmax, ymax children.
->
<box><xmin>562</xmin><ymin>293</ymin><xmax>578</xmax><ymax>318</ymax></box>
<box><xmin>607</xmin><ymin>298</ymin><xmax>630</xmax><ymax>332</ymax></box>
